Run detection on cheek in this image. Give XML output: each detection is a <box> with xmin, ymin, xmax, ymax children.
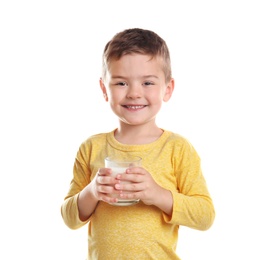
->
<box><xmin>108</xmin><ymin>90</ymin><xmax>124</xmax><ymax>104</ymax></box>
<box><xmin>147</xmin><ymin>91</ymin><xmax>164</xmax><ymax>102</ymax></box>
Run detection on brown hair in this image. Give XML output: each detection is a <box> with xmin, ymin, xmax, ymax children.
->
<box><xmin>102</xmin><ymin>28</ymin><xmax>172</xmax><ymax>83</ymax></box>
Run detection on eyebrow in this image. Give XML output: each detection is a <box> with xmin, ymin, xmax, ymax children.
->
<box><xmin>111</xmin><ymin>75</ymin><xmax>159</xmax><ymax>80</ymax></box>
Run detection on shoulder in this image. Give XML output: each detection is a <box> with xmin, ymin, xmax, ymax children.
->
<box><xmin>163</xmin><ymin>130</ymin><xmax>200</xmax><ymax>158</ymax></box>
<box><xmin>80</xmin><ymin>131</ymin><xmax>112</xmax><ymax>148</ymax></box>
<box><xmin>85</xmin><ymin>132</ymin><xmax>108</xmax><ymax>143</ymax></box>
<box><xmin>75</xmin><ymin>131</ymin><xmax>113</xmax><ymax>162</ymax></box>
<box><xmin>77</xmin><ymin>130</ymin><xmax>115</xmax><ymax>152</ymax></box>
<box><xmin>165</xmin><ymin>130</ymin><xmax>193</xmax><ymax>148</ymax></box>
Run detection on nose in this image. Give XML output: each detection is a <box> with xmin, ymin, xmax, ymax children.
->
<box><xmin>126</xmin><ymin>84</ymin><xmax>142</xmax><ymax>99</ymax></box>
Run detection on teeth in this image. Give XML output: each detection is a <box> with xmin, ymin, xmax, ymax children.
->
<box><xmin>126</xmin><ymin>105</ymin><xmax>144</xmax><ymax>109</ymax></box>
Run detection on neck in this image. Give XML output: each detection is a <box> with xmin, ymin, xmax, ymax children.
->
<box><xmin>114</xmin><ymin>122</ymin><xmax>163</xmax><ymax>145</ymax></box>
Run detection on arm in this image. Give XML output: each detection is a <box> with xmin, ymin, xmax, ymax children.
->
<box><xmin>61</xmin><ymin>141</ymin><xmax>121</xmax><ymax>228</ymax></box>
<box><xmin>164</xmin><ymin>144</ymin><xmax>215</xmax><ymax>231</ymax></box>
<box><xmin>61</xmin><ymin>144</ymin><xmax>95</xmax><ymax>229</ymax></box>
<box><xmin>77</xmin><ymin>180</ymin><xmax>99</xmax><ymax>221</ymax></box>
<box><xmin>114</xmin><ymin>150</ymin><xmax>214</xmax><ymax>227</ymax></box>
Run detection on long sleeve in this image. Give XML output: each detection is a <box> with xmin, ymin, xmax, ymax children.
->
<box><xmin>61</xmin><ymin>141</ymin><xmax>94</xmax><ymax>229</ymax></box>
<box><xmin>163</xmin><ymin>137</ymin><xmax>215</xmax><ymax>230</ymax></box>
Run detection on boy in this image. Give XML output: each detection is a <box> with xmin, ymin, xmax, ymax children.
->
<box><xmin>61</xmin><ymin>28</ymin><xmax>215</xmax><ymax>259</ymax></box>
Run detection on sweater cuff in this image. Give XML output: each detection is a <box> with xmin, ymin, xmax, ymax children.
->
<box><xmin>162</xmin><ymin>190</ymin><xmax>179</xmax><ymax>224</ymax></box>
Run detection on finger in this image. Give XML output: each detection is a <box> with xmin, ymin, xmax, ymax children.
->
<box><xmin>126</xmin><ymin>166</ymin><xmax>146</xmax><ymax>175</ymax></box>
<box><xmin>101</xmin><ymin>195</ymin><xmax>119</xmax><ymax>204</ymax></box>
<box><xmin>119</xmin><ymin>191</ymin><xmax>141</xmax><ymax>200</ymax></box>
<box><xmin>98</xmin><ymin>168</ymin><xmax>112</xmax><ymax>176</ymax></box>
<box><xmin>97</xmin><ymin>175</ymin><xmax>120</xmax><ymax>186</ymax></box>
<box><xmin>97</xmin><ymin>184</ymin><xmax>115</xmax><ymax>193</ymax></box>
<box><xmin>116</xmin><ymin>173</ymin><xmax>143</xmax><ymax>183</ymax></box>
<box><xmin>115</xmin><ymin>182</ymin><xmax>142</xmax><ymax>192</ymax></box>
<box><xmin>97</xmin><ymin>175</ymin><xmax>112</xmax><ymax>184</ymax></box>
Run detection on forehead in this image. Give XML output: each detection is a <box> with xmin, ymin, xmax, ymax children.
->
<box><xmin>108</xmin><ymin>54</ymin><xmax>164</xmax><ymax>74</ymax></box>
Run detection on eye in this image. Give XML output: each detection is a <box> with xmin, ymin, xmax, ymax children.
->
<box><xmin>115</xmin><ymin>81</ymin><xmax>127</xmax><ymax>86</ymax></box>
<box><xmin>143</xmin><ymin>81</ymin><xmax>154</xmax><ymax>86</ymax></box>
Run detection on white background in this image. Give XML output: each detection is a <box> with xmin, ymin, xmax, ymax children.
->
<box><xmin>0</xmin><ymin>1</ymin><xmax>274</xmax><ymax>259</ymax></box>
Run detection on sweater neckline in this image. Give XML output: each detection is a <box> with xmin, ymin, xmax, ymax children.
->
<box><xmin>106</xmin><ymin>129</ymin><xmax>170</xmax><ymax>152</ymax></box>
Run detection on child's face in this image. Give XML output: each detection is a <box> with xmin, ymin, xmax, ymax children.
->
<box><xmin>100</xmin><ymin>54</ymin><xmax>174</xmax><ymax>127</ymax></box>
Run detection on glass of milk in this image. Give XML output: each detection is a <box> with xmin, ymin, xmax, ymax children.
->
<box><xmin>105</xmin><ymin>155</ymin><xmax>142</xmax><ymax>206</ymax></box>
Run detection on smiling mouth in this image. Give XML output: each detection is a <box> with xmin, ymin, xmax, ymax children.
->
<box><xmin>122</xmin><ymin>105</ymin><xmax>146</xmax><ymax>109</ymax></box>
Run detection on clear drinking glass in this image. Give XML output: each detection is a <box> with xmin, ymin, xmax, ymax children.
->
<box><xmin>105</xmin><ymin>155</ymin><xmax>142</xmax><ymax>206</ymax></box>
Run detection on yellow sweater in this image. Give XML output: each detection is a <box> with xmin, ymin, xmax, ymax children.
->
<box><xmin>61</xmin><ymin>129</ymin><xmax>215</xmax><ymax>260</ymax></box>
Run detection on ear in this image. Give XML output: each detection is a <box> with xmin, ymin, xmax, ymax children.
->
<box><xmin>163</xmin><ymin>78</ymin><xmax>175</xmax><ymax>102</ymax></box>
<box><xmin>99</xmin><ymin>78</ymin><xmax>108</xmax><ymax>102</ymax></box>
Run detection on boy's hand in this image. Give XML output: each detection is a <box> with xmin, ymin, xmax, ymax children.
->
<box><xmin>114</xmin><ymin>167</ymin><xmax>173</xmax><ymax>215</ymax></box>
<box><xmin>90</xmin><ymin>167</ymin><xmax>121</xmax><ymax>204</ymax></box>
